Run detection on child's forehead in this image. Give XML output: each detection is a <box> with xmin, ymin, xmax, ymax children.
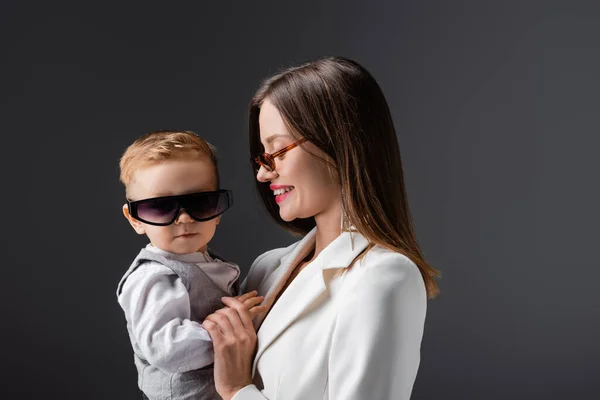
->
<box><xmin>127</xmin><ymin>158</ymin><xmax>217</xmax><ymax>200</ymax></box>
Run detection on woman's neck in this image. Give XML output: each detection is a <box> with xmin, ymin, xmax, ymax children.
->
<box><xmin>310</xmin><ymin>202</ymin><xmax>343</xmax><ymax>262</ymax></box>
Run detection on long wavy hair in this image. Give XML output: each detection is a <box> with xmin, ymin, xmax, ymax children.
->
<box><xmin>249</xmin><ymin>56</ymin><xmax>440</xmax><ymax>298</ymax></box>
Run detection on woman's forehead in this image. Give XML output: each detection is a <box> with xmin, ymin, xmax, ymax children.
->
<box><xmin>261</xmin><ymin>132</ymin><xmax>291</xmax><ymax>145</ymax></box>
<box><xmin>257</xmin><ymin>100</ymin><xmax>298</xmax><ymax>148</ymax></box>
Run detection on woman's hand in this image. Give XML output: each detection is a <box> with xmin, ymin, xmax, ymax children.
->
<box><xmin>203</xmin><ymin>291</ymin><xmax>268</xmax><ymax>400</ymax></box>
<box><xmin>235</xmin><ymin>291</ymin><xmax>268</xmax><ymax>318</ymax></box>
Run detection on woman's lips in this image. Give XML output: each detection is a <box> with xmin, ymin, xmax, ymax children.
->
<box><xmin>275</xmin><ymin>187</ymin><xmax>294</xmax><ymax>203</ymax></box>
<box><xmin>270</xmin><ymin>185</ymin><xmax>295</xmax><ymax>204</ymax></box>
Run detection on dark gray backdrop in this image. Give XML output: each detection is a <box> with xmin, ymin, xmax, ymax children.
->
<box><xmin>1</xmin><ymin>1</ymin><xmax>598</xmax><ymax>399</ymax></box>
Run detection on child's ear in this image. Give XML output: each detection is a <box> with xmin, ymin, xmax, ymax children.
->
<box><xmin>215</xmin><ymin>215</ymin><xmax>222</xmax><ymax>225</ymax></box>
<box><xmin>122</xmin><ymin>204</ymin><xmax>146</xmax><ymax>235</ymax></box>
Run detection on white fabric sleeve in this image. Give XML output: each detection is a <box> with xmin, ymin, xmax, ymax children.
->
<box><xmin>230</xmin><ymin>385</ymin><xmax>269</xmax><ymax>400</ymax></box>
<box><xmin>118</xmin><ymin>261</ymin><xmax>214</xmax><ymax>373</ymax></box>
<box><xmin>328</xmin><ymin>256</ymin><xmax>427</xmax><ymax>400</ymax></box>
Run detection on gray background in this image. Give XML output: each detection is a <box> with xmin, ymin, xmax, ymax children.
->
<box><xmin>1</xmin><ymin>1</ymin><xmax>599</xmax><ymax>399</ymax></box>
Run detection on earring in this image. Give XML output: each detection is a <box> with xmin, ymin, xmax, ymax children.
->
<box><xmin>340</xmin><ymin>188</ymin><xmax>355</xmax><ymax>251</ymax></box>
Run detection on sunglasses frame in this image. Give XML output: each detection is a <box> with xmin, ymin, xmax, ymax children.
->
<box><xmin>251</xmin><ymin>137</ymin><xmax>308</xmax><ymax>172</ymax></box>
<box><xmin>127</xmin><ymin>189</ymin><xmax>233</xmax><ymax>226</ymax></box>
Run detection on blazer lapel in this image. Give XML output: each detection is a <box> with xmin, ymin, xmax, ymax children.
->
<box><xmin>252</xmin><ymin>258</ymin><xmax>326</xmax><ymax>374</ymax></box>
<box><xmin>252</xmin><ymin>230</ymin><xmax>371</xmax><ymax>375</ymax></box>
<box><xmin>252</xmin><ymin>229</ymin><xmax>317</xmax><ymax>331</ymax></box>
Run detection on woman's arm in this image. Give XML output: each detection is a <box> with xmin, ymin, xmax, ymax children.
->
<box><xmin>202</xmin><ymin>296</ymin><xmax>269</xmax><ymax>400</ymax></box>
<box><xmin>200</xmin><ymin>248</ymin><xmax>287</xmax><ymax>399</ymax></box>
<box><xmin>329</xmin><ymin>256</ymin><xmax>427</xmax><ymax>400</ymax></box>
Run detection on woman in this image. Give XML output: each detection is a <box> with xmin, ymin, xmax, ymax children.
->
<box><xmin>202</xmin><ymin>56</ymin><xmax>440</xmax><ymax>400</ymax></box>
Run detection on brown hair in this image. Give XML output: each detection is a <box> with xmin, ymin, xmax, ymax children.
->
<box><xmin>249</xmin><ymin>57</ymin><xmax>440</xmax><ymax>298</ymax></box>
<box><xmin>119</xmin><ymin>130</ymin><xmax>220</xmax><ymax>195</ymax></box>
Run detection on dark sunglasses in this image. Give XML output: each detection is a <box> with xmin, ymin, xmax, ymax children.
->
<box><xmin>127</xmin><ymin>190</ymin><xmax>233</xmax><ymax>226</ymax></box>
<box><xmin>251</xmin><ymin>138</ymin><xmax>308</xmax><ymax>172</ymax></box>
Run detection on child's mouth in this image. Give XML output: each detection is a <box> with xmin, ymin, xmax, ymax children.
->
<box><xmin>176</xmin><ymin>233</ymin><xmax>198</xmax><ymax>238</ymax></box>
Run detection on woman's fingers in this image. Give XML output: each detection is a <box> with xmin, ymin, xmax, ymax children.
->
<box><xmin>249</xmin><ymin>305</ymin><xmax>268</xmax><ymax>318</ymax></box>
<box><xmin>215</xmin><ymin>299</ymin><xmax>267</xmax><ymax>319</ymax></box>
<box><xmin>204</xmin><ymin>294</ymin><xmax>264</xmax><ymax>343</ymax></box>
<box><xmin>204</xmin><ymin>312</ymin><xmax>235</xmax><ymax>335</ymax></box>
<box><xmin>242</xmin><ymin>295</ymin><xmax>264</xmax><ymax>309</ymax></box>
<box><xmin>202</xmin><ymin>319</ymin><xmax>224</xmax><ymax>343</ymax></box>
<box><xmin>235</xmin><ymin>290</ymin><xmax>258</xmax><ymax>303</ymax></box>
<box><xmin>221</xmin><ymin>296</ymin><xmax>255</xmax><ymax>331</ymax></box>
<box><xmin>220</xmin><ymin>307</ymin><xmax>247</xmax><ymax>332</ymax></box>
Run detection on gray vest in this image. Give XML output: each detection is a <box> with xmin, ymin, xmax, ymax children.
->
<box><xmin>118</xmin><ymin>248</ymin><xmax>238</xmax><ymax>400</ymax></box>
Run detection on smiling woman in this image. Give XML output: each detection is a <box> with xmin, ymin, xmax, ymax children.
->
<box><xmin>253</xmin><ymin>115</ymin><xmax>337</xmax><ymax>222</ymax></box>
<box><xmin>202</xmin><ymin>57</ymin><xmax>440</xmax><ymax>400</ymax></box>
<box><xmin>251</xmin><ymin>136</ymin><xmax>307</xmax><ymax>205</ymax></box>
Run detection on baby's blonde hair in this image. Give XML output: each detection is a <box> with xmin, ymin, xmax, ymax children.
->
<box><xmin>119</xmin><ymin>130</ymin><xmax>219</xmax><ymax>194</ymax></box>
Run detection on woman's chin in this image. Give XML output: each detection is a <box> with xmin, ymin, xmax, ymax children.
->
<box><xmin>279</xmin><ymin>209</ymin><xmax>296</xmax><ymax>222</ymax></box>
<box><xmin>280</xmin><ymin>214</ymin><xmax>295</xmax><ymax>222</ymax></box>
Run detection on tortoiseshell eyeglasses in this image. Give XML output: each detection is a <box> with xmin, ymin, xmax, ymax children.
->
<box><xmin>251</xmin><ymin>138</ymin><xmax>308</xmax><ymax>172</ymax></box>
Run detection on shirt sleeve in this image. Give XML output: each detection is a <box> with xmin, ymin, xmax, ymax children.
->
<box><xmin>328</xmin><ymin>256</ymin><xmax>427</xmax><ymax>400</ymax></box>
<box><xmin>230</xmin><ymin>385</ymin><xmax>269</xmax><ymax>400</ymax></box>
<box><xmin>117</xmin><ymin>261</ymin><xmax>214</xmax><ymax>373</ymax></box>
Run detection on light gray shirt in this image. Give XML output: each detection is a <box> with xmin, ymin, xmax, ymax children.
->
<box><xmin>117</xmin><ymin>244</ymin><xmax>240</xmax><ymax>373</ymax></box>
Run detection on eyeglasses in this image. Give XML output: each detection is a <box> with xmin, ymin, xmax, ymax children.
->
<box><xmin>251</xmin><ymin>138</ymin><xmax>308</xmax><ymax>172</ymax></box>
<box><xmin>127</xmin><ymin>190</ymin><xmax>233</xmax><ymax>226</ymax></box>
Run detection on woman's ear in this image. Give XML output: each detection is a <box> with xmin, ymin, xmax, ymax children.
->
<box><xmin>122</xmin><ymin>204</ymin><xmax>146</xmax><ymax>235</ymax></box>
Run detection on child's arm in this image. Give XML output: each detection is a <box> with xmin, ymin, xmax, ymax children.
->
<box><xmin>118</xmin><ymin>262</ymin><xmax>218</xmax><ymax>373</ymax></box>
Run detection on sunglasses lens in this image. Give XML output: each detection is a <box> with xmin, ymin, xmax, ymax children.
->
<box><xmin>136</xmin><ymin>198</ymin><xmax>179</xmax><ymax>224</ymax></box>
<box><xmin>186</xmin><ymin>192</ymin><xmax>231</xmax><ymax>221</ymax></box>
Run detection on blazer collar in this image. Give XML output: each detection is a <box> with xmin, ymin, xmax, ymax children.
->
<box><xmin>277</xmin><ymin>227</ymin><xmax>370</xmax><ymax>270</ymax></box>
<box><xmin>252</xmin><ymin>228</ymin><xmax>370</xmax><ymax>375</ymax></box>
<box><xmin>315</xmin><ymin>229</ymin><xmax>370</xmax><ymax>270</ymax></box>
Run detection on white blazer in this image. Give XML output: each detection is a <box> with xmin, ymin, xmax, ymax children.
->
<box><xmin>231</xmin><ymin>228</ymin><xmax>427</xmax><ymax>400</ymax></box>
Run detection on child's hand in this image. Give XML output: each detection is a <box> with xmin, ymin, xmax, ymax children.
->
<box><xmin>234</xmin><ymin>290</ymin><xmax>268</xmax><ymax>318</ymax></box>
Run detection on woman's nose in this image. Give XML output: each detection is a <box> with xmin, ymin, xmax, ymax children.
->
<box><xmin>256</xmin><ymin>166</ymin><xmax>278</xmax><ymax>183</ymax></box>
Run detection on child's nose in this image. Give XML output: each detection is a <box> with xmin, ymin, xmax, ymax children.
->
<box><xmin>174</xmin><ymin>208</ymin><xmax>194</xmax><ymax>224</ymax></box>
